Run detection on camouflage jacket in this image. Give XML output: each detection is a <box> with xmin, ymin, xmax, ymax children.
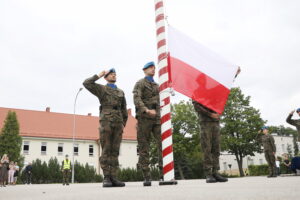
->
<box><xmin>260</xmin><ymin>134</ymin><xmax>276</xmax><ymax>152</ymax></box>
<box><xmin>286</xmin><ymin>114</ymin><xmax>300</xmax><ymax>134</ymax></box>
<box><xmin>192</xmin><ymin>100</ymin><xmax>219</xmax><ymax>122</ymax></box>
<box><xmin>83</xmin><ymin>75</ymin><xmax>128</xmax><ymax>125</ymax></box>
<box><xmin>133</xmin><ymin>78</ymin><xmax>160</xmax><ymax>122</ymax></box>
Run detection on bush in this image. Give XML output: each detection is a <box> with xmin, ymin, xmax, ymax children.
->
<box><xmin>248</xmin><ymin>164</ymin><xmax>269</xmax><ymax>176</ymax></box>
<box><xmin>19</xmin><ymin>157</ymin><xmax>102</xmax><ymax>184</ymax></box>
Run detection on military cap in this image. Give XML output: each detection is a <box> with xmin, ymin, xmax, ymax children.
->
<box><xmin>261</xmin><ymin>126</ymin><xmax>269</xmax><ymax>130</ymax></box>
<box><xmin>104</xmin><ymin>68</ymin><xmax>116</xmax><ymax>78</ymax></box>
<box><xmin>143</xmin><ymin>61</ymin><xmax>155</xmax><ymax>70</ymax></box>
<box><xmin>297</xmin><ymin>108</ymin><xmax>300</xmax><ymax>113</ymax></box>
<box><xmin>65</xmin><ymin>154</ymin><xmax>69</xmax><ymax>157</ymax></box>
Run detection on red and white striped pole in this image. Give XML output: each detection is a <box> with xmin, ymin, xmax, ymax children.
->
<box><xmin>154</xmin><ymin>0</ymin><xmax>177</xmax><ymax>185</ymax></box>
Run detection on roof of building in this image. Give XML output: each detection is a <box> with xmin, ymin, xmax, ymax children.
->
<box><xmin>0</xmin><ymin>107</ymin><xmax>137</xmax><ymax>141</ymax></box>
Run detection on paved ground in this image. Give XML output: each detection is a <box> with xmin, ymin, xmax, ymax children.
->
<box><xmin>1</xmin><ymin>176</ymin><xmax>299</xmax><ymax>200</ymax></box>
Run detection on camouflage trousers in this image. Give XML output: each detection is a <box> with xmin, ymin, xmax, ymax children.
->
<box><xmin>200</xmin><ymin>121</ymin><xmax>220</xmax><ymax>175</ymax></box>
<box><xmin>137</xmin><ymin>118</ymin><xmax>163</xmax><ymax>179</ymax></box>
<box><xmin>62</xmin><ymin>169</ymin><xmax>70</xmax><ymax>184</ymax></box>
<box><xmin>264</xmin><ymin>150</ymin><xmax>276</xmax><ymax>175</ymax></box>
<box><xmin>99</xmin><ymin>120</ymin><xmax>123</xmax><ymax>177</ymax></box>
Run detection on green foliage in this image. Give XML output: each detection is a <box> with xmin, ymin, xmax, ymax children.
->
<box><xmin>116</xmin><ymin>167</ymin><xmax>160</xmax><ymax>182</ymax></box>
<box><xmin>0</xmin><ymin>111</ymin><xmax>23</xmax><ymax>163</ymax></box>
<box><xmin>19</xmin><ymin>158</ymin><xmax>102</xmax><ymax>184</ymax></box>
<box><xmin>221</xmin><ymin>87</ymin><xmax>266</xmax><ymax>176</ymax></box>
<box><xmin>248</xmin><ymin>164</ymin><xmax>269</xmax><ymax>176</ymax></box>
<box><xmin>171</xmin><ymin>100</ymin><xmax>204</xmax><ymax>179</ymax></box>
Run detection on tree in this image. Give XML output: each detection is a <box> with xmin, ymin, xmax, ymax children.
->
<box><xmin>221</xmin><ymin>87</ymin><xmax>265</xmax><ymax>176</ymax></box>
<box><xmin>171</xmin><ymin>100</ymin><xmax>203</xmax><ymax>179</ymax></box>
<box><xmin>0</xmin><ymin>111</ymin><xmax>23</xmax><ymax>163</ymax></box>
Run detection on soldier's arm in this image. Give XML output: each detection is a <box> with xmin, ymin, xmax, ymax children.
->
<box><xmin>83</xmin><ymin>74</ymin><xmax>105</xmax><ymax>98</ymax></box>
<box><xmin>133</xmin><ymin>81</ymin><xmax>148</xmax><ymax>113</ymax></box>
<box><xmin>286</xmin><ymin>113</ymin><xmax>297</xmax><ymax>126</ymax></box>
<box><xmin>270</xmin><ymin>135</ymin><xmax>276</xmax><ymax>153</ymax></box>
<box><xmin>192</xmin><ymin>100</ymin><xmax>215</xmax><ymax>118</ymax></box>
<box><xmin>121</xmin><ymin>93</ymin><xmax>128</xmax><ymax>126</ymax></box>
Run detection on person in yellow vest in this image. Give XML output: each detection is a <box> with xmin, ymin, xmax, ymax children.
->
<box><xmin>61</xmin><ymin>154</ymin><xmax>71</xmax><ymax>185</ymax></box>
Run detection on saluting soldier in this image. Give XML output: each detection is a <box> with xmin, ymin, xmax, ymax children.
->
<box><xmin>133</xmin><ymin>61</ymin><xmax>162</xmax><ymax>186</ymax></box>
<box><xmin>286</xmin><ymin>108</ymin><xmax>300</xmax><ymax>141</ymax></box>
<box><xmin>83</xmin><ymin>68</ymin><xmax>128</xmax><ymax>187</ymax></box>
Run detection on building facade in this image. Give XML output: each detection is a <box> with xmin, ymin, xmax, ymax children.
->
<box><xmin>0</xmin><ymin>107</ymin><xmax>138</xmax><ymax>174</ymax></box>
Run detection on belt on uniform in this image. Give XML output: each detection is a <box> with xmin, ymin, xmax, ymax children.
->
<box><xmin>101</xmin><ymin>105</ymin><xmax>121</xmax><ymax>110</ymax></box>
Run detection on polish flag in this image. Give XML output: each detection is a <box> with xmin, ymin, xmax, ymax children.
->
<box><xmin>168</xmin><ymin>26</ymin><xmax>239</xmax><ymax>114</ymax></box>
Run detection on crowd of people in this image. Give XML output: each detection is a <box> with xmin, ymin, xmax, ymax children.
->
<box><xmin>0</xmin><ymin>154</ymin><xmax>19</xmax><ymax>187</ymax></box>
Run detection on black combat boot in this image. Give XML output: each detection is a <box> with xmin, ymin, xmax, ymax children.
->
<box><xmin>267</xmin><ymin>171</ymin><xmax>273</xmax><ymax>178</ymax></box>
<box><xmin>110</xmin><ymin>177</ymin><xmax>125</xmax><ymax>187</ymax></box>
<box><xmin>213</xmin><ymin>173</ymin><xmax>228</xmax><ymax>182</ymax></box>
<box><xmin>143</xmin><ymin>177</ymin><xmax>151</xmax><ymax>186</ymax></box>
<box><xmin>206</xmin><ymin>175</ymin><xmax>217</xmax><ymax>183</ymax></box>
<box><xmin>272</xmin><ymin>168</ymin><xmax>277</xmax><ymax>177</ymax></box>
<box><xmin>103</xmin><ymin>176</ymin><xmax>113</xmax><ymax>187</ymax></box>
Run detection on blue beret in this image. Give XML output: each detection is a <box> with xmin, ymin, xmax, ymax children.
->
<box><xmin>143</xmin><ymin>61</ymin><xmax>155</xmax><ymax>70</ymax></box>
<box><xmin>261</xmin><ymin>126</ymin><xmax>269</xmax><ymax>130</ymax></box>
<box><xmin>297</xmin><ymin>108</ymin><xmax>300</xmax><ymax>113</ymax></box>
<box><xmin>104</xmin><ymin>68</ymin><xmax>116</xmax><ymax>78</ymax></box>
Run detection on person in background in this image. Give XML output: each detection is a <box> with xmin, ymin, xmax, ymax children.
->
<box><xmin>13</xmin><ymin>162</ymin><xmax>19</xmax><ymax>185</ymax></box>
<box><xmin>61</xmin><ymin>154</ymin><xmax>71</xmax><ymax>186</ymax></box>
<box><xmin>0</xmin><ymin>154</ymin><xmax>9</xmax><ymax>187</ymax></box>
<box><xmin>8</xmin><ymin>161</ymin><xmax>15</xmax><ymax>185</ymax></box>
<box><xmin>275</xmin><ymin>157</ymin><xmax>281</xmax><ymax>176</ymax></box>
<box><xmin>25</xmin><ymin>162</ymin><xmax>32</xmax><ymax>185</ymax></box>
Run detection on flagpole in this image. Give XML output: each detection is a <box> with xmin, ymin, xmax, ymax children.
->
<box><xmin>154</xmin><ymin>0</ymin><xmax>177</xmax><ymax>185</ymax></box>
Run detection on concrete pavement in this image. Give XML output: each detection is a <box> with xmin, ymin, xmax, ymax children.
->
<box><xmin>1</xmin><ymin>176</ymin><xmax>299</xmax><ymax>200</ymax></box>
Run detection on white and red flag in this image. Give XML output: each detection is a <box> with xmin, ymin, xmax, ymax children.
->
<box><xmin>168</xmin><ymin>26</ymin><xmax>239</xmax><ymax>114</ymax></box>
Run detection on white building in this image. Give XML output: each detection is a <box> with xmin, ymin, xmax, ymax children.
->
<box><xmin>219</xmin><ymin>134</ymin><xmax>299</xmax><ymax>175</ymax></box>
<box><xmin>0</xmin><ymin>107</ymin><xmax>138</xmax><ymax>174</ymax></box>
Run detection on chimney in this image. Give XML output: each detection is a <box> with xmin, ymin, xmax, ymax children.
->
<box><xmin>87</xmin><ymin>113</ymin><xmax>92</xmax><ymax>116</ymax></box>
<box><xmin>127</xmin><ymin>109</ymin><xmax>132</xmax><ymax>116</ymax></box>
<box><xmin>46</xmin><ymin>107</ymin><xmax>50</xmax><ymax>112</ymax></box>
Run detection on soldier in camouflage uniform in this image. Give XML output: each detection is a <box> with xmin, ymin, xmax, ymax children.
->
<box><xmin>286</xmin><ymin>108</ymin><xmax>300</xmax><ymax>141</ymax></box>
<box><xmin>258</xmin><ymin>126</ymin><xmax>277</xmax><ymax>178</ymax></box>
<box><xmin>192</xmin><ymin>101</ymin><xmax>228</xmax><ymax>183</ymax></box>
<box><xmin>133</xmin><ymin>61</ymin><xmax>162</xmax><ymax>186</ymax></box>
<box><xmin>83</xmin><ymin>68</ymin><xmax>128</xmax><ymax>187</ymax></box>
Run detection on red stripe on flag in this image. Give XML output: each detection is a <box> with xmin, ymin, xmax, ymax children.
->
<box><xmin>155</xmin><ymin>14</ymin><xmax>164</xmax><ymax>23</ymax></box>
<box><xmin>158</xmin><ymin>52</ymin><xmax>167</xmax><ymax>61</ymax></box>
<box><xmin>155</xmin><ymin>1</ymin><xmax>163</xmax><ymax>10</ymax></box>
<box><xmin>159</xmin><ymin>66</ymin><xmax>168</xmax><ymax>76</ymax></box>
<box><xmin>159</xmin><ymin>81</ymin><xmax>168</xmax><ymax>91</ymax></box>
<box><xmin>162</xmin><ymin>145</ymin><xmax>173</xmax><ymax>157</ymax></box>
<box><xmin>161</xmin><ymin>129</ymin><xmax>172</xmax><ymax>141</ymax></box>
<box><xmin>161</xmin><ymin>113</ymin><xmax>170</xmax><ymax>124</ymax></box>
<box><xmin>157</xmin><ymin>39</ymin><xmax>166</xmax><ymax>49</ymax></box>
<box><xmin>156</xmin><ymin>26</ymin><xmax>165</xmax><ymax>36</ymax></box>
<box><xmin>169</xmin><ymin>56</ymin><xmax>230</xmax><ymax>114</ymax></box>
<box><xmin>163</xmin><ymin>161</ymin><xmax>174</xmax><ymax>174</ymax></box>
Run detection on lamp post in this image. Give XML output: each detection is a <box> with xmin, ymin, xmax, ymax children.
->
<box><xmin>72</xmin><ymin>87</ymin><xmax>83</xmax><ymax>184</ymax></box>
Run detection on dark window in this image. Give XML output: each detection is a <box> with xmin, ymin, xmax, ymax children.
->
<box><xmin>41</xmin><ymin>142</ymin><xmax>47</xmax><ymax>155</ymax></box>
<box><xmin>23</xmin><ymin>141</ymin><xmax>29</xmax><ymax>154</ymax></box>
<box><xmin>89</xmin><ymin>145</ymin><xmax>94</xmax><ymax>156</ymax></box>
<box><xmin>58</xmin><ymin>143</ymin><xmax>63</xmax><ymax>155</ymax></box>
<box><xmin>74</xmin><ymin>144</ymin><xmax>79</xmax><ymax>156</ymax></box>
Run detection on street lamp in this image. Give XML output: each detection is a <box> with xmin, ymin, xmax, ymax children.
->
<box><xmin>72</xmin><ymin>87</ymin><xmax>83</xmax><ymax>184</ymax></box>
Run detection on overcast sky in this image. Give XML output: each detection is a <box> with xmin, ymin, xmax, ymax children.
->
<box><xmin>1</xmin><ymin>0</ymin><xmax>299</xmax><ymax>128</ymax></box>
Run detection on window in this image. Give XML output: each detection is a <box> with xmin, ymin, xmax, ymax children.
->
<box><xmin>74</xmin><ymin>144</ymin><xmax>79</xmax><ymax>156</ymax></box>
<box><xmin>58</xmin><ymin>143</ymin><xmax>64</xmax><ymax>156</ymax></box>
<box><xmin>89</xmin><ymin>145</ymin><xmax>94</xmax><ymax>156</ymax></box>
<box><xmin>41</xmin><ymin>142</ymin><xmax>47</xmax><ymax>155</ymax></box>
<box><xmin>223</xmin><ymin>162</ymin><xmax>228</xmax><ymax>171</ymax></box>
<box><xmin>259</xmin><ymin>159</ymin><xmax>263</xmax><ymax>165</ymax></box>
<box><xmin>282</xmin><ymin>144</ymin><xmax>285</xmax><ymax>153</ymax></box>
<box><xmin>23</xmin><ymin>141</ymin><xmax>30</xmax><ymax>155</ymax></box>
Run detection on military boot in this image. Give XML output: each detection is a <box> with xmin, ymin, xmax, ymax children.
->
<box><xmin>110</xmin><ymin>177</ymin><xmax>125</xmax><ymax>187</ymax></box>
<box><xmin>213</xmin><ymin>173</ymin><xmax>228</xmax><ymax>182</ymax></box>
<box><xmin>143</xmin><ymin>177</ymin><xmax>151</xmax><ymax>186</ymax></box>
<box><xmin>267</xmin><ymin>171</ymin><xmax>273</xmax><ymax>178</ymax></box>
<box><xmin>206</xmin><ymin>175</ymin><xmax>217</xmax><ymax>183</ymax></box>
<box><xmin>103</xmin><ymin>176</ymin><xmax>113</xmax><ymax>187</ymax></box>
<box><xmin>272</xmin><ymin>168</ymin><xmax>277</xmax><ymax>177</ymax></box>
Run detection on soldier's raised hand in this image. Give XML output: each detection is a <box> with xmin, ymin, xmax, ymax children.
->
<box><xmin>290</xmin><ymin>110</ymin><xmax>295</xmax><ymax>115</ymax></box>
<box><xmin>98</xmin><ymin>70</ymin><xmax>107</xmax><ymax>78</ymax></box>
<box><xmin>210</xmin><ymin>113</ymin><xmax>220</xmax><ymax>120</ymax></box>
